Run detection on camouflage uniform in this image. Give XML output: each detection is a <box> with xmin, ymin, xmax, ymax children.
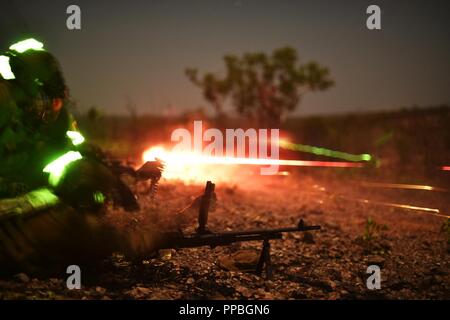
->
<box><xmin>0</xmin><ymin>80</ymin><xmax>36</xmax><ymax>196</ymax></box>
<box><xmin>0</xmin><ymin>45</ymin><xmax>74</xmax><ymax>196</ymax></box>
<box><xmin>0</xmin><ymin>40</ymin><xmax>159</xmax><ymax>276</ymax></box>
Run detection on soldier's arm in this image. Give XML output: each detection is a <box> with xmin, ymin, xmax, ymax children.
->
<box><xmin>0</xmin><ymin>81</ymin><xmax>24</xmax><ymax>152</ymax></box>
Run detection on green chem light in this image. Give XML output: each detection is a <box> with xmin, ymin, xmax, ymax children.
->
<box><xmin>66</xmin><ymin>130</ymin><xmax>85</xmax><ymax>146</ymax></box>
<box><xmin>0</xmin><ymin>55</ymin><xmax>15</xmax><ymax>79</ymax></box>
<box><xmin>280</xmin><ymin>140</ymin><xmax>372</xmax><ymax>162</ymax></box>
<box><xmin>43</xmin><ymin>151</ymin><xmax>82</xmax><ymax>186</ymax></box>
<box><xmin>93</xmin><ymin>191</ymin><xmax>106</xmax><ymax>204</ymax></box>
<box><xmin>9</xmin><ymin>38</ymin><xmax>44</xmax><ymax>53</ymax></box>
<box><xmin>26</xmin><ymin>188</ymin><xmax>60</xmax><ymax>210</ymax></box>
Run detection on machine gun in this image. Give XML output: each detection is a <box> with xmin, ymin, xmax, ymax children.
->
<box><xmin>159</xmin><ymin>181</ymin><xmax>321</xmax><ymax>278</ymax></box>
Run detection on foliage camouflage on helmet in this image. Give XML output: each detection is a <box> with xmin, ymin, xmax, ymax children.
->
<box><xmin>8</xmin><ymin>49</ymin><xmax>67</xmax><ymax>99</ymax></box>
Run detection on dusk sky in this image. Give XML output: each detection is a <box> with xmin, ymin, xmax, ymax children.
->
<box><xmin>1</xmin><ymin>0</ymin><xmax>449</xmax><ymax>116</ymax></box>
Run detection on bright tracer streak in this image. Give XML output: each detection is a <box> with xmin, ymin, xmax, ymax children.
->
<box><xmin>311</xmin><ymin>186</ymin><xmax>450</xmax><ymax>219</ymax></box>
<box><xmin>360</xmin><ymin>182</ymin><xmax>448</xmax><ymax>192</ymax></box>
<box><xmin>356</xmin><ymin>198</ymin><xmax>449</xmax><ymax>219</ymax></box>
<box><xmin>143</xmin><ymin>146</ymin><xmax>363</xmax><ymax>168</ymax></box>
<box><xmin>143</xmin><ymin>146</ymin><xmax>363</xmax><ymax>183</ymax></box>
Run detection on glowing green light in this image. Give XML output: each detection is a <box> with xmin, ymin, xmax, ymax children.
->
<box><xmin>43</xmin><ymin>151</ymin><xmax>82</xmax><ymax>186</ymax></box>
<box><xmin>280</xmin><ymin>140</ymin><xmax>373</xmax><ymax>162</ymax></box>
<box><xmin>26</xmin><ymin>188</ymin><xmax>60</xmax><ymax>209</ymax></box>
<box><xmin>0</xmin><ymin>55</ymin><xmax>15</xmax><ymax>80</ymax></box>
<box><xmin>93</xmin><ymin>191</ymin><xmax>106</xmax><ymax>204</ymax></box>
<box><xmin>66</xmin><ymin>130</ymin><xmax>85</xmax><ymax>146</ymax></box>
<box><xmin>9</xmin><ymin>38</ymin><xmax>44</xmax><ymax>53</ymax></box>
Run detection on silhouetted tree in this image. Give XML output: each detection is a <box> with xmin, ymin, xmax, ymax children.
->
<box><xmin>87</xmin><ymin>106</ymin><xmax>100</xmax><ymax>122</ymax></box>
<box><xmin>186</xmin><ymin>47</ymin><xmax>334</xmax><ymax>127</ymax></box>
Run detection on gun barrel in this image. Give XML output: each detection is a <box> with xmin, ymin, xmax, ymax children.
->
<box><xmin>158</xmin><ymin>223</ymin><xmax>321</xmax><ymax>249</ymax></box>
<box><xmin>216</xmin><ymin>224</ymin><xmax>320</xmax><ymax>237</ymax></box>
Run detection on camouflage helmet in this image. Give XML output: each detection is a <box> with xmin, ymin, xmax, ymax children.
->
<box><xmin>7</xmin><ymin>38</ymin><xmax>67</xmax><ymax>99</ymax></box>
<box><xmin>3</xmin><ymin>38</ymin><xmax>68</xmax><ymax>122</ymax></box>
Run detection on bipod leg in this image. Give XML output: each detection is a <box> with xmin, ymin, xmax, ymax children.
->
<box><xmin>255</xmin><ymin>238</ymin><xmax>272</xmax><ymax>279</ymax></box>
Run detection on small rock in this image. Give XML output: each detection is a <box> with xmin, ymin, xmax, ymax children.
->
<box><xmin>95</xmin><ymin>286</ymin><xmax>106</xmax><ymax>294</ymax></box>
<box><xmin>159</xmin><ymin>249</ymin><xmax>175</xmax><ymax>261</ymax></box>
<box><xmin>186</xmin><ymin>277</ymin><xmax>195</xmax><ymax>285</ymax></box>
<box><xmin>218</xmin><ymin>250</ymin><xmax>259</xmax><ymax>271</ymax></box>
<box><xmin>236</xmin><ymin>286</ymin><xmax>252</xmax><ymax>298</ymax></box>
<box><xmin>126</xmin><ymin>286</ymin><xmax>151</xmax><ymax>299</ymax></box>
<box><xmin>290</xmin><ymin>290</ymin><xmax>307</xmax><ymax>299</ymax></box>
<box><xmin>14</xmin><ymin>273</ymin><xmax>30</xmax><ymax>283</ymax></box>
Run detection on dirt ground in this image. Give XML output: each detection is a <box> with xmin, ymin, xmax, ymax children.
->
<box><xmin>0</xmin><ymin>170</ymin><xmax>449</xmax><ymax>300</ymax></box>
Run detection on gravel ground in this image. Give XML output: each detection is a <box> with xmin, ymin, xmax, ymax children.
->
<box><xmin>0</xmin><ymin>171</ymin><xmax>449</xmax><ymax>299</ymax></box>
